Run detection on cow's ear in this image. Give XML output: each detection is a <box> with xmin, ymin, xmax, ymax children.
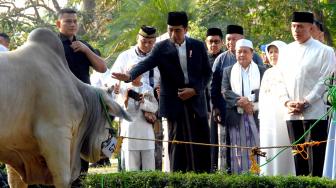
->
<box><xmin>101</xmin><ymin>91</ymin><xmax>132</xmax><ymax>121</ymax></box>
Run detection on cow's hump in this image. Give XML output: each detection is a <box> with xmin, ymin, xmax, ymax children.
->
<box><xmin>27</xmin><ymin>28</ymin><xmax>65</xmax><ymax>58</ymax></box>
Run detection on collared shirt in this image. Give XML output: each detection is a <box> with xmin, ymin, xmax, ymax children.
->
<box><xmin>278</xmin><ymin>37</ymin><xmax>336</xmax><ymax>120</ymax></box>
<box><xmin>241</xmin><ymin>66</ymin><xmax>251</xmax><ymax>97</ymax></box>
<box><xmin>207</xmin><ymin>50</ymin><xmax>223</xmax><ymax>68</ymax></box>
<box><xmin>135</xmin><ymin>47</ymin><xmax>155</xmax><ymax>87</ymax></box>
<box><xmin>110</xmin><ymin>46</ymin><xmax>160</xmax><ymax>89</ymax></box>
<box><xmin>59</xmin><ymin>33</ymin><xmax>96</xmax><ymax>84</ymax></box>
<box><xmin>175</xmin><ymin>40</ymin><xmax>189</xmax><ymax>84</ymax></box>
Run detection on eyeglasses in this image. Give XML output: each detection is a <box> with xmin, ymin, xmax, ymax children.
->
<box><xmin>207</xmin><ymin>39</ymin><xmax>221</xmax><ymax>44</ymax></box>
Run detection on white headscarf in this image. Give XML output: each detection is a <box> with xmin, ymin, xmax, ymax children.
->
<box><xmin>265</xmin><ymin>40</ymin><xmax>287</xmax><ymax>66</ymax></box>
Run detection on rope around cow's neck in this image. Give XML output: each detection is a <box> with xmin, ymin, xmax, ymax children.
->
<box><xmin>97</xmin><ymin>91</ymin><xmax>115</xmax><ymax>132</ymax></box>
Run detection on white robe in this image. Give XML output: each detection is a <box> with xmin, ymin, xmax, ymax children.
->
<box><xmin>259</xmin><ymin>66</ymin><xmax>295</xmax><ymax>176</ymax></box>
<box><xmin>110</xmin><ymin>46</ymin><xmax>160</xmax><ymax>88</ymax></box>
<box><xmin>118</xmin><ymin>82</ymin><xmax>158</xmax><ymax>151</ymax></box>
<box><xmin>323</xmin><ymin>112</ymin><xmax>336</xmax><ymax>179</ymax></box>
<box><xmin>277</xmin><ymin>37</ymin><xmax>335</xmax><ymax>120</ymax></box>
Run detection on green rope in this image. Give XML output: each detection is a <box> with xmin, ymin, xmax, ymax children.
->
<box><xmin>97</xmin><ymin>91</ymin><xmax>115</xmax><ymax>130</ymax></box>
<box><xmin>259</xmin><ymin>107</ymin><xmax>332</xmax><ymax>167</ymax></box>
<box><xmin>260</xmin><ymin>76</ymin><xmax>336</xmax><ymax>168</ymax></box>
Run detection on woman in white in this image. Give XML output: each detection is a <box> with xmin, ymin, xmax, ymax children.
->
<box><xmin>259</xmin><ymin>40</ymin><xmax>295</xmax><ymax>176</ymax></box>
<box><xmin>116</xmin><ymin>72</ymin><xmax>158</xmax><ymax>171</ymax></box>
<box><xmin>323</xmin><ymin>102</ymin><xmax>336</xmax><ymax>179</ymax></box>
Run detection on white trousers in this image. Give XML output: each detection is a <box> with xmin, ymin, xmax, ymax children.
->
<box><xmin>124</xmin><ymin>149</ymin><xmax>155</xmax><ymax>171</ymax></box>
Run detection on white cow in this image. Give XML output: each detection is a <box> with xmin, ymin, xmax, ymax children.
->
<box><xmin>0</xmin><ymin>28</ymin><xmax>131</xmax><ymax>187</ymax></box>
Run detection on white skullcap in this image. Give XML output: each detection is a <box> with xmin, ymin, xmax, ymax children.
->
<box><xmin>235</xmin><ymin>39</ymin><xmax>253</xmax><ymax>50</ymax></box>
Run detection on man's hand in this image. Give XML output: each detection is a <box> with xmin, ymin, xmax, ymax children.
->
<box><xmin>237</xmin><ymin>96</ymin><xmax>254</xmax><ymax>115</ymax></box>
<box><xmin>285</xmin><ymin>100</ymin><xmax>306</xmax><ymax>115</ymax></box>
<box><xmin>213</xmin><ymin>108</ymin><xmax>222</xmax><ymax>123</ymax></box>
<box><xmin>177</xmin><ymin>88</ymin><xmax>196</xmax><ymax>101</ymax></box>
<box><xmin>113</xmin><ymin>81</ymin><xmax>120</xmax><ymax>94</ymax></box>
<box><xmin>155</xmin><ymin>85</ymin><xmax>160</xmax><ymax>97</ymax></box>
<box><xmin>112</xmin><ymin>72</ymin><xmax>131</xmax><ymax>81</ymax></box>
<box><xmin>243</xmin><ymin>102</ymin><xmax>254</xmax><ymax>115</ymax></box>
<box><xmin>143</xmin><ymin>111</ymin><xmax>157</xmax><ymax>124</ymax></box>
<box><xmin>237</xmin><ymin>96</ymin><xmax>250</xmax><ymax>108</ymax></box>
<box><xmin>70</xmin><ymin>41</ymin><xmax>90</xmax><ymax>53</ymax></box>
<box><xmin>285</xmin><ymin>101</ymin><xmax>298</xmax><ymax>114</ymax></box>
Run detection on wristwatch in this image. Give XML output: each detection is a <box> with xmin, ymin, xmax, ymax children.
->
<box><xmin>303</xmin><ymin>101</ymin><xmax>310</xmax><ymax>110</ymax></box>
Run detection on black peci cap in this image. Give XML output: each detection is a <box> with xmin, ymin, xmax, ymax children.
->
<box><xmin>292</xmin><ymin>11</ymin><xmax>314</xmax><ymax>23</ymax></box>
<box><xmin>138</xmin><ymin>25</ymin><xmax>157</xmax><ymax>38</ymax></box>
<box><xmin>226</xmin><ymin>25</ymin><xmax>244</xmax><ymax>35</ymax></box>
<box><xmin>206</xmin><ymin>28</ymin><xmax>223</xmax><ymax>38</ymax></box>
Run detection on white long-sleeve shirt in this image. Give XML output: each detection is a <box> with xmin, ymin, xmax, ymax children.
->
<box><xmin>110</xmin><ymin>46</ymin><xmax>160</xmax><ymax>88</ymax></box>
<box><xmin>117</xmin><ymin>82</ymin><xmax>158</xmax><ymax>150</ymax></box>
<box><xmin>277</xmin><ymin>37</ymin><xmax>335</xmax><ymax>120</ymax></box>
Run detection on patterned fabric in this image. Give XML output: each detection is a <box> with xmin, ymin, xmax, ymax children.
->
<box><xmin>228</xmin><ymin>113</ymin><xmax>259</xmax><ymax>174</ymax></box>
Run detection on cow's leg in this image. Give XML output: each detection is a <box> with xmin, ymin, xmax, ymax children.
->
<box><xmin>6</xmin><ymin>164</ymin><xmax>28</xmax><ymax>188</ymax></box>
<box><xmin>34</xmin><ymin>122</ymin><xmax>72</xmax><ymax>188</ymax></box>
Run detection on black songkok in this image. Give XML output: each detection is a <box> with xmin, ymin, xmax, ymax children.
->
<box><xmin>292</xmin><ymin>11</ymin><xmax>314</xmax><ymax>23</ymax></box>
<box><xmin>206</xmin><ymin>28</ymin><xmax>223</xmax><ymax>38</ymax></box>
<box><xmin>138</xmin><ymin>25</ymin><xmax>157</xmax><ymax>38</ymax></box>
<box><xmin>226</xmin><ymin>25</ymin><xmax>244</xmax><ymax>35</ymax></box>
<box><xmin>167</xmin><ymin>11</ymin><xmax>188</xmax><ymax>27</ymax></box>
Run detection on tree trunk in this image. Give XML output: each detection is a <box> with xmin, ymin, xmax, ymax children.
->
<box><xmin>77</xmin><ymin>0</ymin><xmax>96</xmax><ymax>35</ymax></box>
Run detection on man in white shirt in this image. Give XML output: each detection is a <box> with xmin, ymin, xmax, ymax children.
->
<box><xmin>110</xmin><ymin>25</ymin><xmax>160</xmax><ymax>90</ymax></box>
<box><xmin>278</xmin><ymin>11</ymin><xmax>335</xmax><ymax>177</ymax></box>
<box><xmin>110</xmin><ymin>25</ymin><xmax>161</xmax><ymax>170</ymax></box>
<box><xmin>0</xmin><ymin>33</ymin><xmax>10</xmax><ymax>51</ymax></box>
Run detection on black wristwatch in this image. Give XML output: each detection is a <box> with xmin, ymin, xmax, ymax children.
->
<box><xmin>303</xmin><ymin>101</ymin><xmax>310</xmax><ymax>109</ymax></box>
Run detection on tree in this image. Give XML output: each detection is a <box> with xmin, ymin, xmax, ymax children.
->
<box><xmin>99</xmin><ymin>0</ymin><xmax>195</xmax><ymax>65</ymax></box>
<box><xmin>192</xmin><ymin>0</ymin><xmax>336</xmax><ymax>49</ymax></box>
<box><xmin>0</xmin><ymin>0</ymin><xmax>63</xmax><ymax>48</ymax></box>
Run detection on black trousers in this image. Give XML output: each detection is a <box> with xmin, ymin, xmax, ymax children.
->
<box><xmin>209</xmin><ymin>116</ymin><xmax>219</xmax><ymax>172</ymax></box>
<box><xmin>286</xmin><ymin>120</ymin><xmax>328</xmax><ymax>177</ymax></box>
<box><xmin>168</xmin><ymin>105</ymin><xmax>211</xmax><ymax>173</ymax></box>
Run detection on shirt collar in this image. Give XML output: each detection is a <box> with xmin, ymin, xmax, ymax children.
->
<box><xmin>135</xmin><ymin>46</ymin><xmax>147</xmax><ymax>57</ymax></box>
<box><xmin>174</xmin><ymin>39</ymin><xmax>186</xmax><ymax>48</ymax></box>
<box><xmin>240</xmin><ymin>63</ymin><xmax>251</xmax><ymax>72</ymax></box>
<box><xmin>59</xmin><ymin>33</ymin><xmax>77</xmax><ymax>42</ymax></box>
<box><xmin>295</xmin><ymin>36</ymin><xmax>314</xmax><ymax>46</ymax></box>
<box><xmin>209</xmin><ymin>50</ymin><xmax>223</xmax><ymax>58</ymax></box>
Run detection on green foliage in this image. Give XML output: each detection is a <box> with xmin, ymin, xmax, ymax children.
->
<box><xmin>0</xmin><ymin>163</ymin><xmax>5</xmax><ymax>174</ymax></box>
<box><xmin>193</xmin><ymin>0</ymin><xmax>335</xmax><ymax>49</ymax></box>
<box><xmin>2</xmin><ymin>0</ymin><xmax>335</xmax><ymax>63</ymax></box>
<box><xmin>319</xmin><ymin>2</ymin><xmax>336</xmax><ymax>46</ymax></box>
<box><xmin>0</xmin><ymin>1</ymin><xmax>60</xmax><ymax>49</ymax></box>
<box><xmin>84</xmin><ymin>171</ymin><xmax>336</xmax><ymax>188</ymax></box>
<box><xmin>100</xmin><ymin>0</ymin><xmax>195</xmax><ymax>66</ymax></box>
